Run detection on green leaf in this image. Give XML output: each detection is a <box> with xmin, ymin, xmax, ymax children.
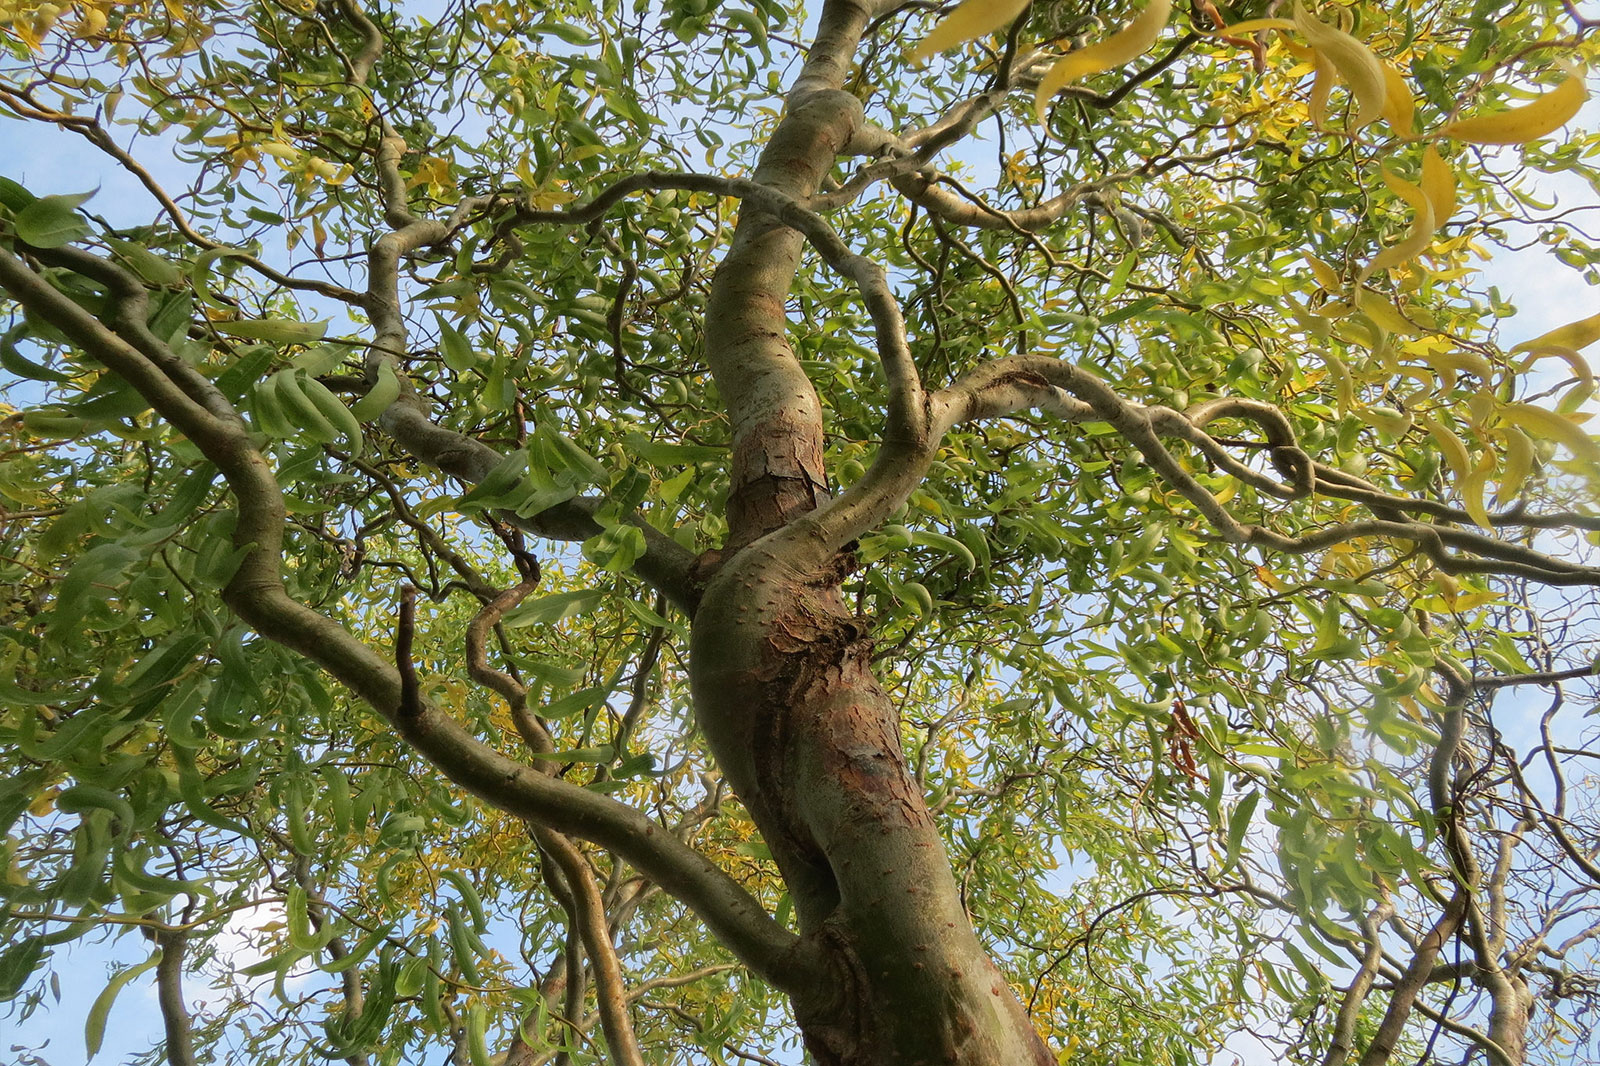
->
<box><xmin>86</xmin><ymin>951</ymin><xmax>161</xmax><ymax>1058</ymax></box>
<box><xmin>435</xmin><ymin>314</ymin><xmax>479</xmax><ymax>372</ymax></box>
<box><xmin>14</xmin><ymin>190</ymin><xmax>95</xmax><ymax>247</ymax></box>
<box><xmin>1222</xmin><ymin>791</ymin><xmax>1260</xmax><ymax>873</ymax></box>
<box><xmin>212</xmin><ymin>318</ymin><xmax>329</xmax><ymax>344</ymax></box>
<box><xmin>502</xmin><ymin>588</ymin><xmax>606</xmax><ymax>628</ymax></box>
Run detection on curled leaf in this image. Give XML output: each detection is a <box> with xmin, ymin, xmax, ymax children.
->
<box><xmin>1210</xmin><ymin>18</ymin><xmax>1295</xmax><ymax>35</ymax></box>
<box><xmin>1357</xmin><ymin>404</ymin><xmax>1412</xmax><ymax>437</ymax></box>
<box><xmin>1420</xmin><ymin>146</ymin><xmax>1457</xmax><ymax>231</ymax></box>
<box><xmin>1458</xmin><ymin>451</ymin><xmax>1497</xmax><ymax>529</ymax></box>
<box><xmin>1499</xmin><ymin>401</ymin><xmax>1600</xmax><ymax>464</ymax></box>
<box><xmin>1441</xmin><ymin>64</ymin><xmax>1587</xmax><ymax>144</ymax></box>
<box><xmin>1496</xmin><ymin>426</ymin><xmax>1535</xmax><ymax>501</ymax></box>
<box><xmin>1512</xmin><ymin>310</ymin><xmax>1600</xmax><ymax>355</ymax></box>
<box><xmin>1035</xmin><ymin>0</ymin><xmax>1173</xmax><ymax>124</ymax></box>
<box><xmin>1517</xmin><ymin>345</ymin><xmax>1595</xmax><ymax>409</ymax></box>
<box><xmin>1421</xmin><ymin>415</ymin><xmax>1471</xmax><ymax>480</ymax></box>
<box><xmin>1293</xmin><ymin>1</ymin><xmax>1387</xmax><ymax>132</ymax></box>
<box><xmin>910</xmin><ymin>0</ymin><xmax>1030</xmax><ymax>63</ymax></box>
<box><xmin>1364</xmin><ymin>168</ymin><xmax>1435</xmax><ymax>277</ymax></box>
<box><xmin>1381</xmin><ymin>61</ymin><xmax>1416</xmax><ymax>138</ymax></box>
<box><xmin>1417</xmin><ymin>347</ymin><xmax>1493</xmax><ymax>391</ymax></box>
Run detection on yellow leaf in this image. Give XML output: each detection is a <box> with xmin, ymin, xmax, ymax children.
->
<box><xmin>1356</xmin><ymin>404</ymin><xmax>1412</xmax><ymax>437</ymax></box>
<box><xmin>1325</xmin><ymin>353</ymin><xmax>1354</xmax><ymax>413</ymax></box>
<box><xmin>1420</xmin><ymin>146</ymin><xmax>1456</xmax><ymax>230</ymax></box>
<box><xmin>258</xmin><ymin>141</ymin><xmax>301</xmax><ymax>162</ymax></box>
<box><xmin>910</xmin><ymin>0</ymin><xmax>1030</xmax><ymax>64</ymax></box>
<box><xmin>1211</xmin><ymin>18</ymin><xmax>1296</xmax><ymax>35</ymax></box>
<box><xmin>1364</xmin><ymin>168</ymin><xmax>1434</xmax><ymax>277</ymax></box>
<box><xmin>1440</xmin><ymin>64</ymin><xmax>1588</xmax><ymax>145</ymax></box>
<box><xmin>1380</xmin><ymin>61</ymin><xmax>1415</xmax><ymax>138</ymax></box>
<box><xmin>1293</xmin><ymin>1</ymin><xmax>1387</xmax><ymax>132</ymax></box>
<box><xmin>1421</xmin><ymin>415</ymin><xmax>1471</xmax><ymax>480</ymax></box>
<box><xmin>1496</xmin><ymin>426</ymin><xmax>1535</xmax><ymax>501</ymax></box>
<box><xmin>1034</xmin><ymin>0</ymin><xmax>1173</xmax><ymax>124</ymax></box>
<box><xmin>1499</xmin><ymin>401</ymin><xmax>1600</xmax><ymax>464</ymax></box>
<box><xmin>1308</xmin><ymin>58</ymin><xmax>1336</xmax><ymax>130</ymax></box>
<box><xmin>1458</xmin><ymin>451</ymin><xmax>1496</xmax><ymax>528</ymax></box>
<box><xmin>1356</xmin><ymin>289</ymin><xmax>1422</xmax><ymax>336</ymax></box>
<box><xmin>1305</xmin><ymin>253</ymin><xmax>1342</xmax><ymax>292</ymax></box>
<box><xmin>1416</xmin><ymin>347</ymin><xmax>1492</xmax><ymax>390</ymax></box>
<box><xmin>1517</xmin><ymin>344</ymin><xmax>1596</xmax><ymax>411</ymax></box>
<box><xmin>1511</xmin><ymin>310</ymin><xmax>1600</xmax><ymax>355</ymax></box>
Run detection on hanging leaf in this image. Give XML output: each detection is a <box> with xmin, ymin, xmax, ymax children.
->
<box><xmin>1034</xmin><ymin>0</ymin><xmax>1173</xmax><ymax>124</ymax></box>
<box><xmin>1380</xmin><ymin>61</ymin><xmax>1416</xmax><ymax>138</ymax></box>
<box><xmin>1496</xmin><ymin>426</ymin><xmax>1536</xmax><ymax>501</ymax></box>
<box><xmin>1420</xmin><ymin>146</ymin><xmax>1457</xmax><ymax>231</ymax></box>
<box><xmin>1499</xmin><ymin>402</ymin><xmax>1600</xmax><ymax>464</ymax></box>
<box><xmin>86</xmin><ymin>951</ymin><xmax>162</xmax><ymax>1058</ymax></box>
<box><xmin>1512</xmin><ymin>311</ymin><xmax>1600</xmax><ymax>355</ymax></box>
<box><xmin>1440</xmin><ymin>64</ymin><xmax>1588</xmax><ymax>144</ymax></box>
<box><xmin>1293</xmin><ymin>1</ymin><xmax>1387</xmax><ymax>132</ymax></box>
<box><xmin>910</xmin><ymin>0</ymin><xmax>1030</xmax><ymax>64</ymax></box>
<box><xmin>1457</xmin><ymin>452</ymin><xmax>1497</xmax><ymax>529</ymax></box>
<box><xmin>1364</xmin><ymin>168</ymin><xmax>1435</xmax><ymax>277</ymax></box>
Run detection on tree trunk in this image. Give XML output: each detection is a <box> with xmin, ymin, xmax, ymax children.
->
<box><xmin>691</xmin><ymin>549</ymin><xmax>1055</xmax><ymax>1065</ymax></box>
<box><xmin>686</xmin><ymin>3</ymin><xmax>1054</xmax><ymax>1058</ymax></box>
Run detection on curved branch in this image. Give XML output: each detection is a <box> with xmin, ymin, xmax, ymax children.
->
<box><xmin>0</xmin><ymin>244</ymin><xmax>822</xmax><ymax>998</ymax></box>
<box><xmin>925</xmin><ymin>352</ymin><xmax>1600</xmax><ymax>587</ymax></box>
<box><xmin>1357</xmin><ymin>893</ymin><xmax>1468</xmax><ymax>1066</ymax></box>
<box><xmin>1322</xmin><ymin>900</ymin><xmax>1395</xmax><ymax>1066</ymax></box>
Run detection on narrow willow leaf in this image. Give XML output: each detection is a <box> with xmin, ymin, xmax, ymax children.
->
<box><xmin>1441</xmin><ymin>64</ymin><xmax>1588</xmax><ymax>144</ymax></box>
<box><xmin>1380</xmin><ymin>62</ymin><xmax>1416</xmax><ymax>138</ymax></box>
<box><xmin>1326</xmin><ymin>353</ymin><xmax>1354</xmax><ymax>414</ymax></box>
<box><xmin>1499</xmin><ymin>402</ymin><xmax>1600</xmax><ymax>463</ymax></box>
<box><xmin>1355</xmin><ymin>289</ymin><xmax>1422</xmax><ymax>336</ymax></box>
<box><xmin>351</xmin><ymin>360</ymin><xmax>403</xmax><ymax>420</ymax></box>
<box><xmin>909</xmin><ymin>0</ymin><xmax>1029</xmax><ymax>63</ymax></box>
<box><xmin>1420</xmin><ymin>146</ymin><xmax>1457</xmax><ymax>230</ymax></box>
<box><xmin>1034</xmin><ymin>0</ymin><xmax>1173</xmax><ymax>124</ymax></box>
<box><xmin>1512</xmin><ymin>310</ymin><xmax>1600</xmax><ymax>355</ymax></box>
<box><xmin>1496</xmin><ymin>426</ymin><xmax>1535</xmax><ymax>500</ymax></box>
<box><xmin>1222</xmin><ymin>791</ymin><xmax>1260</xmax><ymax>873</ymax></box>
<box><xmin>1458</xmin><ymin>452</ymin><xmax>1496</xmax><ymax>528</ymax></box>
<box><xmin>1421</xmin><ymin>416</ymin><xmax>1472</xmax><ymax>481</ymax></box>
<box><xmin>1304</xmin><ymin>253</ymin><xmax>1342</xmax><ymax>291</ymax></box>
<box><xmin>1211</xmin><ymin>18</ymin><xmax>1295</xmax><ymax>35</ymax></box>
<box><xmin>1293</xmin><ymin>1</ymin><xmax>1386</xmax><ymax>132</ymax></box>
<box><xmin>213</xmin><ymin>318</ymin><xmax>329</xmax><ymax>344</ymax></box>
<box><xmin>502</xmin><ymin>588</ymin><xmax>605</xmax><ymax>628</ymax></box>
<box><xmin>1365</xmin><ymin>168</ymin><xmax>1435</xmax><ymax>276</ymax></box>
<box><xmin>86</xmin><ymin>952</ymin><xmax>161</xmax><ymax>1058</ymax></box>
<box><xmin>1356</xmin><ymin>404</ymin><xmax>1412</xmax><ymax>437</ymax></box>
<box><xmin>1522</xmin><ymin>343</ymin><xmax>1594</xmax><ymax>383</ymax></box>
<box><xmin>1308</xmin><ymin>56</ymin><xmax>1336</xmax><ymax>129</ymax></box>
<box><xmin>1418</xmin><ymin>348</ymin><xmax>1492</xmax><ymax>390</ymax></box>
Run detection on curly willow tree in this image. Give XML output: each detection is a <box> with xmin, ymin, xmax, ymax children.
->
<box><xmin>4</xmin><ymin>0</ymin><xmax>1600</xmax><ymax>1062</ymax></box>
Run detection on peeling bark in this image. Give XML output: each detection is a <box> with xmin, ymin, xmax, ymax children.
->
<box><xmin>691</xmin><ymin>550</ymin><xmax>1053</xmax><ymax>1065</ymax></box>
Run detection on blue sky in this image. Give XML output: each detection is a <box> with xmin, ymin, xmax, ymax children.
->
<box><xmin>3</xmin><ymin>7</ymin><xmax>1599</xmax><ymax>1066</ymax></box>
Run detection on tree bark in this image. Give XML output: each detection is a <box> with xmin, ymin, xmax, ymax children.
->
<box><xmin>691</xmin><ymin>552</ymin><xmax>1054</xmax><ymax>1065</ymax></box>
<box><xmin>688</xmin><ymin>2</ymin><xmax>1055</xmax><ymax>1061</ymax></box>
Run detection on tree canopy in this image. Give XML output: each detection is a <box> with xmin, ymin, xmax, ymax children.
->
<box><xmin>3</xmin><ymin>0</ymin><xmax>1600</xmax><ymax>1063</ymax></box>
